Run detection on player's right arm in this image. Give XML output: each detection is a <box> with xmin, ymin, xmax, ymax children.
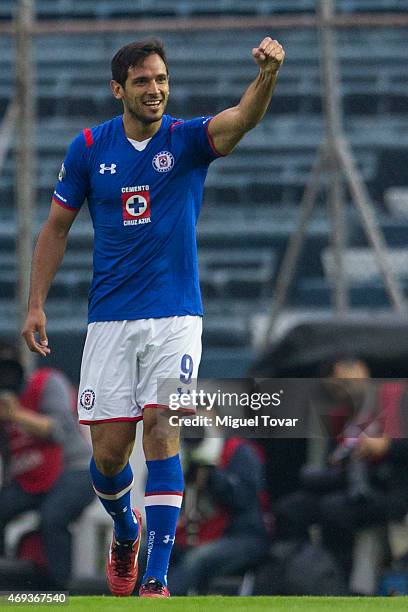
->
<box><xmin>22</xmin><ymin>129</ymin><xmax>90</xmax><ymax>356</ymax></box>
<box><xmin>22</xmin><ymin>202</ymin><xmax>79</xmax><ymax>356</ymax></box>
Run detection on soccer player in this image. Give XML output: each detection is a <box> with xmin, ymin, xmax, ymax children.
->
<box><xmin>22</xmin><ymin>37</ymin><xmax>284</xmax><ymax>598</ymax></box>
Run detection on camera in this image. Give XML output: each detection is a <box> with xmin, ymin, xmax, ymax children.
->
<box><xmin>331</xmin><ymin>439</ymin><xmax>374</xmax><ymax>504</ymax></box>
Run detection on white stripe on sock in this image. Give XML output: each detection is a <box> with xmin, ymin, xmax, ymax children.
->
<box><xmin>144</xmin><ymin>494</ymin><xmax>183</xmax><ymax>508</ymax></box>
<box><xmin>93</xmin><ymin>478</ymin><xmax>134</xmax><ymax>501</ymax></box>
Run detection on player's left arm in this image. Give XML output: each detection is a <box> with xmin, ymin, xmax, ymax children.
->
<box><xmin>208</xmin><ymin>37</ymin><xmax>285</xmax><ymax>156</ymax></box>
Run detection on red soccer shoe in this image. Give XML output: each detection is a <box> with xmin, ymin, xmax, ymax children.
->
<box><xmin>105</xmin><ymin>508</ymin><xmax>142</xmax><ymax>597</ymax></box>
<box><xmin>139</xmin><ymin>577</ymin><xmax>170</xmax><ymax>598</ymax></box>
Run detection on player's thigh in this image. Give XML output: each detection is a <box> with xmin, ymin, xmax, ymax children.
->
<box><xmin>138</xmin><ymin>315</ymin><xmax>202</xmax><ymax>411</ymax></box>
<box><xmin>78</xmin><ymin>321</ymin><xmax>141</xmax><ymax>423</ymax></box>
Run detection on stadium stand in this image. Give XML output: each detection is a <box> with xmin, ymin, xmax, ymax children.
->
<box><xmin>2</xmin><ymin>1</ymin><xmax>408</xmax><ymax>19</ymax></box>
<box><xmin>1</xmin><ymin>2</ymin><xmax>408</xmax><ymax>377</ymax></box>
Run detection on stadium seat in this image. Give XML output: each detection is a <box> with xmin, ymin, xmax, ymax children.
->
<box><xmin>1</xmin><ymin>8</ymin><xmax>408</xmax><ymax>372</ymax></box>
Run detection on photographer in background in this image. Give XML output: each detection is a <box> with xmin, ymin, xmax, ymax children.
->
<box><xmin>274</xmin><ymin>355</ymin><xmax>408</xmax><ymax>582</ymax></box>
<box><xmin>167</xmin><ymin>420</ymin><xmax>272</xmax><ymax>595</ymax></box>
<box><xmin>0</xmin><ymin>341</ymin><xmax>94</xmax><ymax>590</ymax></box>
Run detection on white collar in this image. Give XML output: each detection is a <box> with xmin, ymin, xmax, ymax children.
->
<box><xmin>127</xmin><ymin>137</ymin><xmax>152</xmax><ymax>151</ymax></box>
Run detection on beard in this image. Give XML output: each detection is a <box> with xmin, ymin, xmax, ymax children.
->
<box><xmin>126</xmin><ymin>98</ymin><xmax>167</xmax><ymax>125</ymax></box>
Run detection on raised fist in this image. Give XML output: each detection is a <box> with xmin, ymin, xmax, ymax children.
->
<box><xmin>252</xmin><ymin>37</ymin><xmax>285</xmax><ymax>74</ymax></box>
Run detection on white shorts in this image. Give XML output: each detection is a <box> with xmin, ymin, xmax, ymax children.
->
<box><xmin>77</xmin><ymin>316</ymin><xmax>202</xmax><ymax>424</ymax></box>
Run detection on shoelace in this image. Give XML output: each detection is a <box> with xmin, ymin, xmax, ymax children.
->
<box><xmin>113</xmin><ymin>541</ymin><xmax>134</xmax><ymax>578</ymax></box>
<box><xmin>143</xmin><ymin>578</ymin><xmax>165</xmax><ymax>593</ymax></box>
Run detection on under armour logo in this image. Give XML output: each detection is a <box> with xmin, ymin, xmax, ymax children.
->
<box><xmin>99</xmin><ymin>163</ymin><xmax>117</xmax><ymax>174</ymax></box>
<box><xmin>163</xmin><ymin>534</ymin><xmax>175</xmax><ymax>544</ymax></box>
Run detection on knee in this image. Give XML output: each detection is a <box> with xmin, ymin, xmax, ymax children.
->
<box><xmin>93</xmin><ymin>450</ymin><xmax>129</xmax><ymax>477</ymax></box>
<box><xmin>90</xmin><ymin>422</ymin><xmax>136</xmax><ymax>476</ymax></box>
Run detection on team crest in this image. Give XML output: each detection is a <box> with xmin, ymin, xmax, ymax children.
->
<box><xmin>80</xmin><ymin>388</ymin><xmax>95</xmax><ymax>410</ymax></box>
<box><xmin>152</xmin><ymin>151</ymin><xmax>174</xmax><ymax>173</ymax></box>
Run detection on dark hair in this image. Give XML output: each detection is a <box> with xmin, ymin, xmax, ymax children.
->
<box><xmin>111</xmin><ymin>38</ymin><xmax>168</xmax><ymax>87</ymax></box>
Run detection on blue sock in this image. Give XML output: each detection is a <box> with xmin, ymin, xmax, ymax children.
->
<box><xmin>90</xmin><ymin>457</ymin><xmax>139</xmax><ymax>542</ymax></box>
<box><xmin>142</xmin><ymin>454</ymin><xmax>184</xmax><ymax>586</ymax></box>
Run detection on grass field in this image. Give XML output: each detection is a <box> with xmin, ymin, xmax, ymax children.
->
<box><xmin>2</xmin><ymin>596</ymin><xmax>408</xmax><ymax>611</ymax></box>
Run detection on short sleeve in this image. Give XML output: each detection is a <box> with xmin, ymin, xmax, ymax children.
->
<box><xmin>171</xmin><ymin>116</ymin><xmax>225</xmax><ymax>166</ymax></box>
<box><xmin>52</xmin><ymin>131</ymin><xmax>90</xmax><ymax>210</ymax></box>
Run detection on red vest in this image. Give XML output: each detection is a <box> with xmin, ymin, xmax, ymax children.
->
<box><xmin>9</xmin><ymin>368</ymin><xmax>63</xmax><ymax>494</ymax></box>
<box><xmin>378</xmin><ymin>382</ymin><xmax>405</xmax><ymax>439</ymax></box>
<box><xmin>334</xmin><ymin>381</ymin><xmax>406</xmax><ymax>443</ymax></box>
<box><xmin>177</xmin><ymin>437</ymin><xmax>272</xmax><ymax>546</ymax></box>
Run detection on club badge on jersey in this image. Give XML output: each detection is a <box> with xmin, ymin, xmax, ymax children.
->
<box><xmin>152</xmin><ymin>151</ymin><xmax>174</xmax><ymax>173</ymax></box>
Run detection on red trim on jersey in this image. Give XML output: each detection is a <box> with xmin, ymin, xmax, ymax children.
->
<box><xmin>170</xmin><ymin>120</ymin><xmax>183</xmax><ymax>132</ymax></box>
<box><xmin>205</xmin><ymin>119</ymin><xmax>226</xmax><ymax>157</ymax></box>
<box><xmin>145</xmin><ymin>491</ymin><xmax>183</xmax><ymax>497</ymax></box>
<box><xmin>83</xmin><ymin>128</ymin><xmax>94</xmax><ymax>147</ymax></box>
<box><xmin>52</xmin><ymin>196</ymin><xmax>77</xmax><ymax>211</ymax></box>
<box><xmin>79</xmin><ymin>416</ymin><xmax>143</xmax><ymax>424</ymax></box>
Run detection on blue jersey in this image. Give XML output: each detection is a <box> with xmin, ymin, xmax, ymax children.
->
<box><xmin>53</xmin><ymin>114</ymin><xmax>222</xmax><ymax>323</ymax></box>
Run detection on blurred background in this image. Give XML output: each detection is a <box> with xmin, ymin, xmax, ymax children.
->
<box><xmin>1</xmin><ymin>0</ymin><xmax>408</xmax><ymax>599</ymax></box>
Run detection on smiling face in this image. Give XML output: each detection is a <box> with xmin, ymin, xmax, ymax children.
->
<box><xmin>111</xmin><ymin>53</ymin><xmax>169</xmax><ymax>127</ymax></box>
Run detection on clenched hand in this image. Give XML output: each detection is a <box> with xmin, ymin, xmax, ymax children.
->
<box><xmin>252</xmin><ymin>37</ymin><xmax>285</xmax><ymax>74</ymax></box>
